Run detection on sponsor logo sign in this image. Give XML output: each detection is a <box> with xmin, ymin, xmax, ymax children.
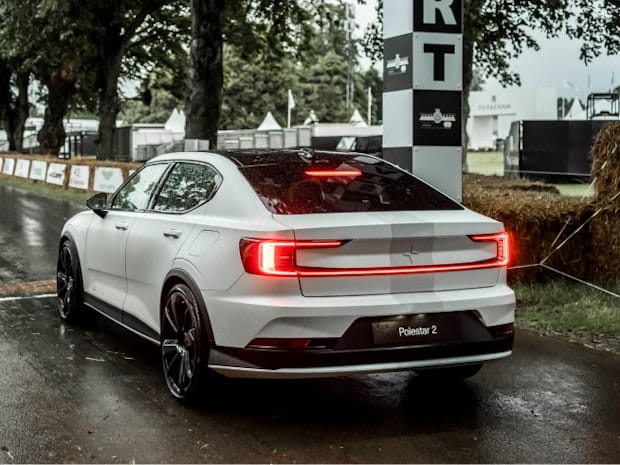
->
<box><xmin>14</xmin><ymin>159</ymin><xmax>31</xmax><ymax>178</ymax></box>
<box><xmin>46</xmin><ymin>163</ymin><xmax>67</xmax><ymax>186</ymax></box>
<box><xmin>93</xmin><ymin>167</ymin><xmax>124</xmax><ymax>193</ymax></box>
<box><xmin>69</xmin><ymin>165</ymin><xmax>90</xmax><ymax>190</ymax></box>
<box><xmin>29</xmin><ymin>161</ymin><xmax>47</xmax><ymax>181</ymax></box>
<box><xmin>2</xmin><ymin>158</ymin><xmax>15</xmax><ymax>176</ymax></box>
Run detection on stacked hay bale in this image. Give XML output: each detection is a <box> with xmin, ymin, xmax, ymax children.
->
<box><xmin>590</xmin><ymin>123</ymin><xmax>620</xmax><ymax>284</ymax></box>
<box><xmin>463</xmin><ymin>176</ymin><xmax>591</xmax><ymax>283</ymax></box>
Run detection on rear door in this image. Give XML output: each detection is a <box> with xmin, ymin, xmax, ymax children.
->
<box><xmin>123</xmin><ymin>162</ymin><xmax>223</xmax><ymax>336</ymax></box>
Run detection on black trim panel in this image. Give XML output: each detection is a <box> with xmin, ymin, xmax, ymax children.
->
<box><xmin>84</xmin><ymin>293</ymin><xmax>159</xmax><ymax>343</ymax></box>
<box><xmin>209</xmin><ymin>313</ymin><xmax>514</xmax><ymax>370</ymax></box>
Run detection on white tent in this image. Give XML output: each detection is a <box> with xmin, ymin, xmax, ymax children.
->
<box><xmin>349</xmin><ymin>109</ymin><xmax>368</xmax><ymax>127</ymax></box>
<box><xmin>564</xmin><ymin>99</ymin><xmax>586</xmax><ymax>120</ymax></box>
<box><xmin>165</xmin><ymin>108</ymin><xmax>186</xmax><ymax>131</ymax></box>
<box><xmin>257</xmin><ymin>111</ymin><xmax>282</xmax><ymax>131</ymax></box>
<box><xmin>303</xmin><ymin>110</ymin><xmax>320</xmax><ymax>126</ymax></box>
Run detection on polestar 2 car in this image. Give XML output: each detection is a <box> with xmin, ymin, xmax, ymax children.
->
<box><xmin>57</xmin><ymin>149</ymin><xmax>515</xmax><ymax>403</ymax></box>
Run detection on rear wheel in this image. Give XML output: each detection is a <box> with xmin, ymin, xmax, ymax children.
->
<box><xmin>57</xmin><ymin>240</ymin><xmax>84</xmax><ymax>322</ymax></box>
<box><xmin>161</xmin><ymin>283</ymin><xmax>209</xmax><ymax>405</ymax></box>
<box><xmin>416</xmin><ymin>363</ymin><xmax>483</xmax><ymax>381</ymax></box>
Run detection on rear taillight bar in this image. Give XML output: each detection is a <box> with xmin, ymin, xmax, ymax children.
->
<box><xmin>240</xmin><ymin>232</ymin><xmax>510</xmax><ymax>278</ymax></box>
<box><xmin>240</xmin><ymin>239</ymin><xmax>343</xmax><ymax>277</ymax></box>
<box><xmin>470</xmin><ymin>232</ymin><xmax>510</xmax><ymax>267</ymax></box>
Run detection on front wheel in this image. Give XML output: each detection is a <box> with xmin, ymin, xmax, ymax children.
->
<box><xmin>161</xmin><ymin>283</ymin><xmax>210</xmax><ymax>405</ymax></box>
<box><xmin>416</xmin><ymin>363</ymin><xmax>483</xmax><ymax>381</ymax></box>
<box><xmin>57</xmin><ymin>239</ymin><xmax>84</xmax><ymax>322</ymax></box>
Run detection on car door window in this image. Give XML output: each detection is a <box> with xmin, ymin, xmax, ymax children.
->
<box><xmin>153</xmin><ymin>163</ymin><xmax>222</xmax><ymax>213</ymax></box>
<box><xmin>112</xmin><ymin>163</ymin><xmax>168</xmax><ymax>211</ymax></box>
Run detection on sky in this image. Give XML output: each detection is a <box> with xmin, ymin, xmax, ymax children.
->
<box><xmin>354</xmin><ymin>0</ymin><xmax>620</xmax><ymax>101</ymax></box>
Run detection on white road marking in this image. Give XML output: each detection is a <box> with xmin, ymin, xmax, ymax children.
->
<box><xmin>0</xmin><ymin>293</ymin><xmax>57</xmax><ymax>303</ymax></box>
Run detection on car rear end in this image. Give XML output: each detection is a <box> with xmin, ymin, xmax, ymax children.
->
<box><xmin>203</xmin><ymin>151</ymin><xmax>515</xmax><ymax>378</ymax></box>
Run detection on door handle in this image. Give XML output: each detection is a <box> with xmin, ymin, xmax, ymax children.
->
<box><xmin>163</xmin><ymin>229</ymin><xmax>182</xmax><ymax>239</ymax></box>
<box><xmin>115</xmin><ymin>222</ymin><xmax>129</xmax><ymax>231</ymax></box>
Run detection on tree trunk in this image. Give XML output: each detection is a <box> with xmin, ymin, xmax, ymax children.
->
<box><xmin>0</xmin><ymin>61</ymin><xmax>11</xmax><ymax>143</ymax></box>
<box><xmin>8</xmin><ymin>72</ymin><xmax>30</xmax><ymax>153</ymax></box>
<box><xmin>96</xmin><ymin>54</ymin><xmax>123</xmax><ymax>160</ymax></box>
<box><xmin>38</xmin><ymin>63</ymin><xmax>76</xmax><ymax>156</ymax></box>
<box><xmin>185</xmin><ymin>0</ymin><xmax>225</xmax><ymax>149</ymax></box>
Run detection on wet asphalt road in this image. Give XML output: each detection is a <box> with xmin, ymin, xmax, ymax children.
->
<box><xmin>0</xmin><ymin>183</ymin><xmax>619</xmax><ymax>463</ymax></box>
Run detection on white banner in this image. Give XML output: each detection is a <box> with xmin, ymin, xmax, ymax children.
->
<box><xmin>14</xmin><ymin>159</ymin><xmax>31</xmax><ymax>178</ymax></box>
<box><xmin>2</xmin><ymin>158</ymin><xmax>15</xmax><ymax>176</ymax></box>
<box><xmin>69</xmin><ymin>165</ymin><xmax>90</xmax><ymax>190</ymax></box>
<box><xmin>29</xmin><ymin>161</ymin><xmax>47</xmax><ymax>181</ymax></box>
<box><xmin>93</xmin><ymin>167</ymin><xmax>124</xmax><ymax>193</ymax></box>
<box><xmin>46</xmin><ymin>163</ymin><xmax>67</xmax><ymax>186</ymax></box>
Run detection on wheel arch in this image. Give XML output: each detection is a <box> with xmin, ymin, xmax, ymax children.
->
<box><xmin>161</xmin><ymin>269</ymin><xmax>216</xmax><ymax>345</ymax></box>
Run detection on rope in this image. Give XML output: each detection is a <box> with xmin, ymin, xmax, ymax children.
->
<box><xmin>540</xmin><ymin>265</ymin><xmax>620</xmax><ymax>299</ymax></box>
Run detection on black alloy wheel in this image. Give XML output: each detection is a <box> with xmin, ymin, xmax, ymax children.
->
<box><xmin>57</xmin><ymin>240</ymin><xmax>83</xmax><ymax>322</ymax></box>
<box><xmin>161</xmin><ymin>284</ymin><xmax>208</xmax><ymax>404</ymax></box>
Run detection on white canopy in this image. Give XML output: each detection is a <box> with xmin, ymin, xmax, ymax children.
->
<box><xmin>303</xmin><ymin>110</ymin><xmax>320</xmax><ymax>126</ymax></box>
<box><xmin>165</xmin><ymin>108</ymin><xmax>186</xmax><ymax>131</ymax></box>
<box><xmin>349</xmin><ymin>109</ymin><xmax>368</xmax><ymax>127</ymax></box>
<box><xmin>257</xmin><ymin>111</ymin><xmax>282</xmax><ymax>131</ymax></box>
<box><xmin>564</xmin><ymin>99</ymin><xmax>586</xmax><ymax>120</ymax></box>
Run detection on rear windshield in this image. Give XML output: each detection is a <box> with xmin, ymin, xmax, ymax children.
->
<box><xmin>236</xmin><ymin>152</ymin><xmax>463</xmax><ymax>214</ymax></box>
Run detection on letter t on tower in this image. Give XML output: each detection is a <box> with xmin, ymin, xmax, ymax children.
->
<box><xmin>383</xmin><ymin>0</ymin><xmax>464</xmax><ymax>201</ymax></box>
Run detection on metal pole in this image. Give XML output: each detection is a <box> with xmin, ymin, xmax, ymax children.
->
<box><xmin>367</xmin><ymin>87</ymin><xmax>372</xmax><ymax>125</ymax></box>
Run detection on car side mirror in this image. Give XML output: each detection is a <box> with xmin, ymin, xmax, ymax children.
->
<box><xmin>87</xmin><ymin>193</ymin><xmax>109</xmax><ymax>218</ymax></box>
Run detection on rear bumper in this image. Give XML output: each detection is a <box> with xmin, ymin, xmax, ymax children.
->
<box><xmin>208</xmin><ymin>318</ymin><xmax>514</xmax><ymax>379</ymax></box>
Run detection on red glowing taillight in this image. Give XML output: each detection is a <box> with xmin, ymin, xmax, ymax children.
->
<box><xmin>305</xmin><ymin>169</ymin><xmax>362</xmax><ymax>178</ymax></box>
<box><xmin>240</xmin><ymin>232</ymin><xmax>510</xmax><ymax>278</ymax></box>
<box><xmin>470</xmin><ymin>232</ymin><xmax>510</xmax><ymax>267</ymax></box>
<box><xmin>239</xmin><ymin>239</ymin><xmax>344</xmax><ymax>276</ymax></box>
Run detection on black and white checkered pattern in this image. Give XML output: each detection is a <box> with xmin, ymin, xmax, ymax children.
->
<box><xmin>383</xmin><ymin>0</ymin><xmax>464</xmax><ymax>201</ymax></box>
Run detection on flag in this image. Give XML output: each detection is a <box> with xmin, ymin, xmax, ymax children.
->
<box><xmin>288</xmin><ymin>89</ymin><xmax>296</xmax><ymax>110</ymax></box>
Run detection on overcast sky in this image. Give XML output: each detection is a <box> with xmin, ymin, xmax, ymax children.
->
<box><xmin>354</xmin><ymin>0</ymin><xmax>620</xmax><ymax>101</ymax></box>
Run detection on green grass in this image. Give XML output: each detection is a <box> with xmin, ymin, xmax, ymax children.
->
<box><xmin>0</xmin><ymin>175</ymin><xmax>90</xmax><ymax>205</ymax></box>
<box><xmin>514</xmin><ymin>279</ymin><xmax>620</xmax><ymax>338</ymax></box>
<box><xmin>467</xmin><ymin>152</ymin><xmax>595</xmax><ymax>198</ymax></box>
<box><xmin>466</xmin><ymin>151</ymin><xmax>504</xmax><ymax>176</ymax></box>
<box><xmin>555</xmin><ymin>183</ymin><xmax>594</xmax><ymax>198</ymax></box>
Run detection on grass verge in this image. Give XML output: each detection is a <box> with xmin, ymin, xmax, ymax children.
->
<box><xmin>514</xmin><ymin>278</ymin><xmax>620</xmax><ymax>354</ymax></box>
<box><xmin>0</xmin><ymin>175</ymin><xmax>90</xmax><ymax>205</ymax></box>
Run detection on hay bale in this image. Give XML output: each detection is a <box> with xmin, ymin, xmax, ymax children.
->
<box><xmin>589</xmin><ymin>122</ymin><xmax>620</xmax><ymax>284</ymax></box>
<box><xmin>464</xmin><ymin>178</ymin><xmax>591</xmax><ymax>283</ymax></box>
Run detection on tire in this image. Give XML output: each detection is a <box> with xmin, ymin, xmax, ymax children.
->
<box><xmin>416</xmin><ymin>363</ymin><xmax>483</xmax><ymax>381</ymax></box>
<box><xmin>161</xmin><ymin>283</ymin><xmax>210</xmax><ymax>405</ymax></box>
<box><xmin>56</xmin><ymin>239</ymin><xmax>85</xmax><ymax>322</ymax></box>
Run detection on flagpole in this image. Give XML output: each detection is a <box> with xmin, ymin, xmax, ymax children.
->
<box><xmin>367</xmin><ymin>87</ymin><xmax>372</xmax><ymax>125</ymax></box>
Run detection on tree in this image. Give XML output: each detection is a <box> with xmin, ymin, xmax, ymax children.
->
<box><xmin>81</xmin><ymin>0</ymin><xmax>190</xmax><ymax>160</ymax></box>
<box><xmin>0</xmin><ymin>58</ymin><xmax>30</xmax><ymax>152</ymax></box>
<box><xmin>0</xmin><ymin>0</ymin><xmax>90</xmax><ymax>155</ymax></box>
<box><xmin>0</xmin><ymin>0</ymin><xmax>189</xmax><ymax>158</ymax></box>
<box><xmin>122</xmin><ymin>62</ymin><xmax>188</xmax><ymax>124</ymax></box>
<box><xmin>185</xmin><ymin>0</ymin><xmax>317</xmax><ymax>148</ymax></box>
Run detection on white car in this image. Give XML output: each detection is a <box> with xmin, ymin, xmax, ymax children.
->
<box><xmin>57</xmin><ymin>150</ymin><xmax>515</xmax><ymax>403</ymax></box>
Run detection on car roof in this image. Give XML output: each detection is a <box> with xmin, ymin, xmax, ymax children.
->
<box><xmin>148</xmin><ymin>149</ymin><xmax>375</xmax><ymax>167</ymax></box>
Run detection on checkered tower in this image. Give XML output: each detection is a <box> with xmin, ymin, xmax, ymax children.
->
<box><xmin>382</xmin><ymin>0</ymin><xmax>464</xmax><ymax>201</ymax></box>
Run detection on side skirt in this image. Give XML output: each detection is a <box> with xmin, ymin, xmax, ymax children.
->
<box><xmin>83</xmin><ymin>293</ymin><xmax>160</xmax><ymax>346</ymax></box>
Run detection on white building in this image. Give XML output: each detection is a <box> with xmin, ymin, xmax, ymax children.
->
<box><xmin>467</xmin><ymin>88</ymin><xmax>558</xmax><ymax>150</ymax></box>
